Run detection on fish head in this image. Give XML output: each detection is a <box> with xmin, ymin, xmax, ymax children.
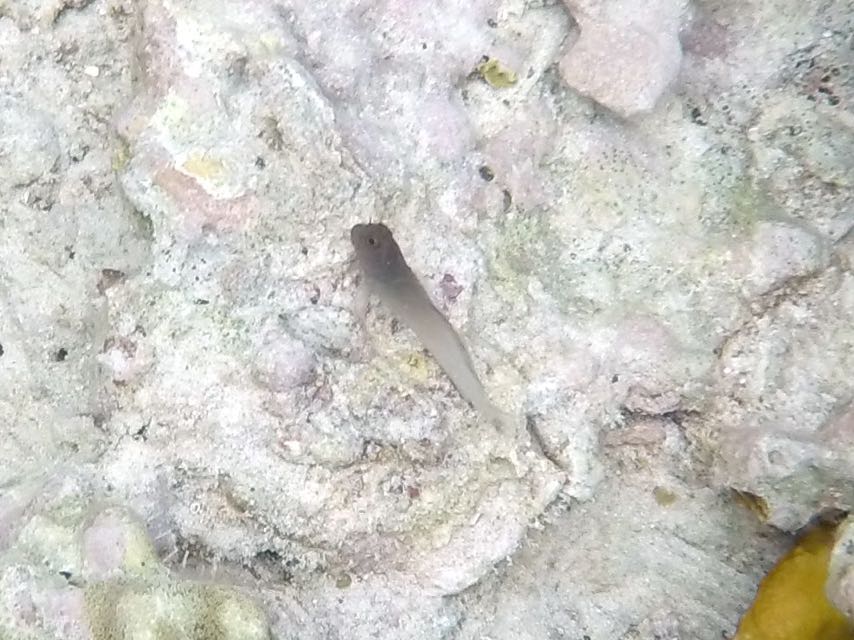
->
<box><xmin>350</xmin><ymin>222</ymin><xmax>408</xmax><ymax>282</ymax></box>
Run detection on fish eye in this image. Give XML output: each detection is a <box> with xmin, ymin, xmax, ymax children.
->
<box><xmin>368</xmin><ymin>237</ymin><xmax>377</xmax><ymax>246</ymax></box>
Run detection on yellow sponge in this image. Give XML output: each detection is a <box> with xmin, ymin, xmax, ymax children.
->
<box><xmin>735</xmin><ymin>517</ymin><xmax>854</xmax><ymax>640</ymax></box>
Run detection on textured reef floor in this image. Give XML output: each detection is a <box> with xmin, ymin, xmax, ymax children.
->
<box><xmin>0</xmin><ymin>0</ymin><xmax>852</xmax><ymax>638</ymax></box>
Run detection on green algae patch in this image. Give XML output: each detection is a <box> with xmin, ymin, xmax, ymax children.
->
<box><xmin>17</xmin><ymin>515</ymin><xmax>81</xmax><ymax>576</ymax></box>
<box><xmin>727</xmin><ymin>176</ymin><xmax>767</xmax><ymax>232</ymax></box>
<box><xmin>112</xmin><ymin>138</ymin><xmax>131</xmax><ymax>171</ymax></box>
<box><xmin>489</xmin><ymin>212</ymin><xmax>591</xmax><ymax>316</ymax></box>
<box><xmin>653</xmin><ymin>486</ymin><xmax>678</xmax><ymax>506</ymax></box>
<box><xmin>488</xmin><ymin>213</ymin><xmax>548</xmax><ymax>302</ymax></box>
<box><xmin>476</xmin><ymin>58</ymin><xmax>518</xmax><ymax>88</ymax></box>
<box><xmin>85</xmin><ymin>579</ymin><xmax>270</xmax><ymax>640</ymax></box>
<box><xmin>116</xmin><ymin>516</ymin><xmax>159</xmax><ymax>578</ymax></box>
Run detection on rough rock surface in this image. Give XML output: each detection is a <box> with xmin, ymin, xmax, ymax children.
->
<box><xmin>0</xmin><ymin>0</ymin><xmax>852</xmax><ymax>638</ymax></box>
<box><xmin>456</xmin><ymin>423</ymin><xmax>788</xmax><ymax>639</ymax></box>
<box><xmin>558</xmin><ymin>0</ymin><xmax>688</xmax><ymax>117</ymax></box>
<box><xmin>828</xmin><ymin>516</ymin><xmax>854</xmax><ymax>624</ymax></box>
<box><xmin>0</xmin><ymin>476</ymin><xmax>270</xmax><ymax>640</ymax></box>
<box><xmin>109</xmin><ymin>0</ymin><xmax>564</xmax><ymax>597</ymax></box>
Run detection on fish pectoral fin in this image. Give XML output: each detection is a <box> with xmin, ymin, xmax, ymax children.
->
<box><xmin>353</xmin><ymin>281</ymin><xmax>371</xmax><ymax>328</ymax></box>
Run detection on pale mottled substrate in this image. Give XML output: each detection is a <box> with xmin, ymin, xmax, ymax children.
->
<box><xmin>104</xmin><ymin>0</ymin><xmax>564</xmax><ymax>599</ymax></box>
<box><xmin>475</xmin><ymin>0</ymin><xmax>853</xmax><ymax>531</ymax></box>
<box><xmin>0</xmin><ymin>0</ymin><xmax>149</xmax><ymax>506</ymax></box>
<box><xmin>0</xmin><ymin>481</ymin><xmax>269</xmax><ymax>640</ymax></box>
<box><xmin>0</xmin><ymin>0</ymin><xmax>852</xmax><ymax>638</ymax></box>
<box><xmin>456</xmin><ymin>421</ymin><xmax>789</xmax><ymax>640</ymax></box>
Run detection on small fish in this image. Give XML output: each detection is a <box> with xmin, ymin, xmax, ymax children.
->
<box><xmin>350</xmin><ymin>222</ymin><xmax>514</xmax><ymax>432</ymax></box>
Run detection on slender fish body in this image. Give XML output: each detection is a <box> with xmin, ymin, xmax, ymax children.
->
<box><xmin>350</xmin><ymin>223</ymin><xmax>512</xmax><ymax>431</ymax></box>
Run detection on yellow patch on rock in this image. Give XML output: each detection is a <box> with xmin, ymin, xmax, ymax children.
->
<box><xmin>181</xmin><ymin>154</ymin><xmax>227</xmax><ymax>181</ymax></box>
<box><xmin>476</xmin><ymin>58</ymin><xmax>518</xmax><ymax>88</ymax></box>
<box><xmin>735</xmin><ymin>518</ymin><xmax>854</xmax><ymax>640</ymax></box>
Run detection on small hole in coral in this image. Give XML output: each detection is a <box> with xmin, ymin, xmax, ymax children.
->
<box><xmin>502</xmin><ymin>189</ymin><xmax>512</xmax><ymax>210</ymax></box>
